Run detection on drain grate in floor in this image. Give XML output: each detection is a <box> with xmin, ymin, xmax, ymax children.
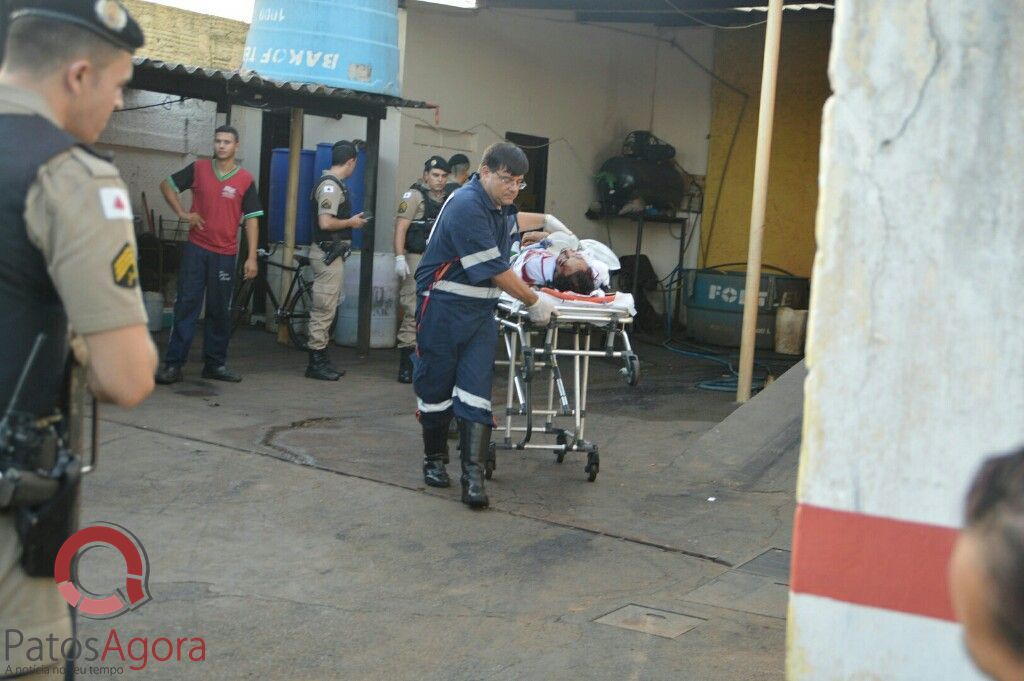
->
<box><xmin>594</xmin><ymin>604</ymin><xmax>706</xmax><ymax>639</ymax></box>
<box><xmin>736</xmin><ymin>548</ymin><xmax>791</xmax><ymax>585</ymax></box>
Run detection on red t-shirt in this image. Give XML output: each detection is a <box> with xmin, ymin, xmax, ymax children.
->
<box><xmin>169</xmin><ymin>159</ymin><xmax>263</xmax><ymax>255</ymax></box>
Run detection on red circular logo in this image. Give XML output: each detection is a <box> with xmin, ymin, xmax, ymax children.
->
<box><xmin>53</xmin><ymin>522</ymin><xmax>151</xmax><ymax>619</ymax></box>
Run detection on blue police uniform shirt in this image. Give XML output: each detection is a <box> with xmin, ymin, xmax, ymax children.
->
<box><xmin>415</xmin><ymin>174</ymin><xmax>517</xmax><ymax>308</ymax></box>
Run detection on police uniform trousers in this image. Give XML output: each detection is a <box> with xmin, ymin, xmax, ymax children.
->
<box><xmin>413</xmin><ymin>294</ymin><xmax>498</xmax><ymax>428</ymax></box>
<box><xmin>396</xmin><ymin>252</ymin><xmax>422</xmax><ymax>349</ymax></box>
<box><xmin>165</xmin><ymin>241</ymin><xmax>236</xmax><ymax>368</ymax></box>
<box><xmin>1</xmin><ymin>517</ymin><xmax>72</xmax><ymax>677</ymax></box>
<box><xmin>308</xmin><ymin>242</ymin><xmax>344</xmax><ymax>351</ymax></box>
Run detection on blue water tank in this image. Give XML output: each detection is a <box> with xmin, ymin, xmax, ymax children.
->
<box><xmin>243</xmin><ymin>0</ymin><xmax>400</xmax><ymax>97</ymax></box>
<box><xmin>269</xmin><ymin>148</ymin><xmax>315</xmax><ymax>245</ymax></box>
<box><xmin>313</xmin><ymin>142</ymin><xmax>367</xmax><ymax>249</ymax></box>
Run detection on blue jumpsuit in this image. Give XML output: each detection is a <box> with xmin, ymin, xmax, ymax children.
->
<box><xmin>413</xmin><ymin>175</ymin><xmax>517</xmax><ymax>429</ymax></box>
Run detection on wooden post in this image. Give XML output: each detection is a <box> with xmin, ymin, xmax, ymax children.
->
<box><xmin>736</xmin><ymin>0</ymin><xmax>784</xmax><ymax>403</ymax></box>
<box><xmin>357</xmin><ymin>114</ymin><xmax>382</xmax><ymax>355</ymax></box>
<box><xmin>277</xmin><ymin>107</ymin><xmax>303</xmax><ymax>345</ymax></box>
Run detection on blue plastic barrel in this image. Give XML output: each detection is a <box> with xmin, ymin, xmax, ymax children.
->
<box><xmin>269</xmin><ymin>148</ymin><xmax>315</xmax><ymax>245</ymax></box>
<box><xmin>243</xmin><ymin>0</ymin><xmax>400</xmax><ymax>97</ymax></box>
<box><xmin>313</xmin><ymin>142</ymin><xmax>367</xmax><ymax>249</ymax></box>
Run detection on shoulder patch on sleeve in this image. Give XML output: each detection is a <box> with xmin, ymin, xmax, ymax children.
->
<box><xmin>322</xmin><ymin>184</ymin><xmax>335</xmax><ymax>193</ymax></box>
<box><xmin>402</xmin><ymin>191</ymin><xmax>413</xmax><ymax>199</ymax></box>
<box><xmin>398</xmin><ymin>200</ymin><xmax>408</xmax><ymax>213</ymax></box>
<box><xmin>99</xmin><ymin>186</ymin><xmax>133</xmax><ymax>220</ymax></box>
<box><xmin>321</xmin><ymin>199</ymin><xmax>332</xmax><ymax>209</ymax></box>
<box><xmin>111</xmin><ymin>242</ymin><xmax>138</xmax><ymax>289</ymax></box>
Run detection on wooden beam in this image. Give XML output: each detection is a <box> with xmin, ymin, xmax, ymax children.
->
<box><xmin>357</xmin><ymin>116</ymin><xmax>382</xmax><ymax>355</ymax></box>
<box><xmin>736</xmin><ymin>0</ymin><xmax>783</xmax><ymax>403</ymax></box>
<box><xmin>277</xmin><ymin>107</ymin><xmax>304</xmax><ymax>345</ymax></box>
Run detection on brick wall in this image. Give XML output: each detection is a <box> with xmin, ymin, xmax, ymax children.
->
<box><xmin>122</xmin><ymin>0</ymin><xmax>247</xmax><ymax>69</ymax></box>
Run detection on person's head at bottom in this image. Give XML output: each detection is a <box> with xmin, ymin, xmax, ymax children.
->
<box><xmin>550</xmin><ymin>249</ymin><xmax>594</xmax><ymax>295</ymax></box>
<box><xmin>950</xmin><ymin>445</ymin><xmax>1024</xmax><ymax>681</ymax></box>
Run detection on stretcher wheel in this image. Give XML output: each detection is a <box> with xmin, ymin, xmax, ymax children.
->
<box><xmin>623</xmin><ymin>353</ymin><xmax>640</xmax><ymax>387</ymax></box>
<box><xmin>585</xmin><ymin>450</ymin><xmax>600</xmax><ymax>482</ymax></box>
<box><xmin>555</xmin><ymin>433</ymin><xmax>568</xmax><ymax>463</ymax></box>
<box><xmin>485</xmin><ymin>443</ymin><xmax>496</xmax><ymax>480</ymax></box>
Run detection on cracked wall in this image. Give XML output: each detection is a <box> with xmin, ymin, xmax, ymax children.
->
<box><xmin>788</xmin><ymin>1</ymin><xmax>1024</xmax><ymax>678</ymax></box>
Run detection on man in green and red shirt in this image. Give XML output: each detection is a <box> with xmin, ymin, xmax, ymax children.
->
<box><xmin>156</xmin><ymin>125</ymin><xmax>263</xmax><ymax>384</ymax></box>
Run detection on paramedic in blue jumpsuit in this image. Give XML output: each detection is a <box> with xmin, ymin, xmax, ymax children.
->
<box><xmin>413</xmin><ymin>142</ymin><xmax>555</xmax><ymax>508</ymax></box>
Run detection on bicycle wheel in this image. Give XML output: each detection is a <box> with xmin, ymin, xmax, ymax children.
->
<box><xmin>285</xmin><ymin>282</ymin><xmax>314</xmax><ymax>350</ymax></box>
<box><xmin>230</xmin><ymin>277</ymin><xmax>255</xmax><ymax>334</ymax></box>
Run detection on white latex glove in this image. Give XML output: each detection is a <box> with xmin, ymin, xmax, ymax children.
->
<box><xmin>542</xmin><ymin>214</ymin><xmax>574</xmax><ymax>237</ymax></box>
<box><xmin>526</xmin><ymin>296</ymin><xmax>555</xmax><ymax>325</ymax></box>
<box><xmin>394</xmin><ymin>254</ymin><xmax>411</xmax><ymax>279</ymax></box>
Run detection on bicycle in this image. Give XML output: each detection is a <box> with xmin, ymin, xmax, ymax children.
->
<box><xmin>230</xmin><ymin>245</ymin><xmax>317</xmax><ymax>350</ymax></box>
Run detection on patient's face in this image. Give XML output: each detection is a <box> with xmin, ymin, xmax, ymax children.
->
<box><xmin>555</xmin><ymin>250</ymin><xmax>588</xmax><ymax>278</ymax></box>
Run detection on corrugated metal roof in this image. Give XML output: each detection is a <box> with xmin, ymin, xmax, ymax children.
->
<box><xmin>130</xmin><ymin>58</ymin><xmax>433</xmax><ymax>116</ymax></box>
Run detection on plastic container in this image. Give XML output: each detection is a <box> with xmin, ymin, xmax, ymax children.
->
<box><xmin>243</xmin><ymin>0</ymin><xmax>400</xmax><ymax>96</ymax></box>
<box><xmin>333</xmin><ymin>251</ymin><xmax>398</xmax><ymax>348</ymax></box>
<box><xmin>268</xmin><ymin>148</ymin><xmax>315</xmax><ymax>245</ymax></box>
<box><xmin>774</xmin><ymin>307</ymin><xmax>808</xmax><ymax>355</ymax></box>
<box><xmin>313</xmin><ymin>142</ymin><xmax>367</xmax><ymax>249</ymax></box>
<box><xmin>143</xmin><ymin>291</ymin><xmax>164</xmax><ymax>332</ymax></box>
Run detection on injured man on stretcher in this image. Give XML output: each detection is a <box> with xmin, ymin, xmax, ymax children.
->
<box><xmin>511</xmin><ymin>225</ymin><xmax>617</xmax><ymax>296</ymax></box>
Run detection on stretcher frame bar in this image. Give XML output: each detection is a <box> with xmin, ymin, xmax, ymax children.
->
<box><xmin>494</xmin><ymin>307</ymin><xmax>634</xmax><ymax>458</ymax></box>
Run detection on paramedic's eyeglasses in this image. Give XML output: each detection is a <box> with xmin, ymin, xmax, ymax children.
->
<box><xmin>494</xmin><ymin>173</ymin><xmax>527</xmax><ymax>191</ymax></box>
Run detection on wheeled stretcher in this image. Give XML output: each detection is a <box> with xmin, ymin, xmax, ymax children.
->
<box><xmin>489</xmin><ymin>289</ymin><xmax>640</xmax><ymax>482</ymax></box>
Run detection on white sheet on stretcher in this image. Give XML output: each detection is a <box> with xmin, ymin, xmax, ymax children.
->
<box><xmin>499</xmin><ymin>290</ymin><xmax>637</xmax><ymax>318</ymax></box>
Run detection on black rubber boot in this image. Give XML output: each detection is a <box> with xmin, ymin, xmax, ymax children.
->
<box><xmin>459</xmin><ymin>419</ymin><xmax>491</xmax><ymax>508</ymax></box>
<box><xmin>155</xmin><ymin>364</ymin><xmax>182</xmax><ymax>385</ymax></box>
<box><xmin>422</xmin><ymin>424</ymin><xmax>450</xmax><ymax>488</ymax></box>
<box><xmin>398</xmin><ymin>347</ymin><xmax>414</xmax><ymax>384</ymax></box>
<box><xmin>305</xmin><ymin>349</ymin><xmax>342</xmax><ymax>381</ymax></box>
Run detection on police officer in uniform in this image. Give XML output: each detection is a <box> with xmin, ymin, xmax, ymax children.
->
<box><xmin>306</xmin><ymin>140</ymin><xmax>367</xmax><ymax>380</ymax></box>
<box><xmin>0</xmin><ymin>1</ymin><xmax>156</xmax><ymax>678</ymax></box>
<box><xmin>393</xmin><ymin>155</ymin><xmax>450</xmax><ymax>383</ymax></box>
<box><xmin>445</xmin><ymin>152</ymin><xmax>471</xmax><ymax>195</ymax></box>
<box><xmin>413</xmin><ymin>143</ymin><xmax>554</xmax><ymax>508</ymax></box>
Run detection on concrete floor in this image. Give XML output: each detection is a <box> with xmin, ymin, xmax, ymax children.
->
<box><xmin>73</xmin><ymin>327</ymin><xmax>798</xmax><ymax>680</ymax></box>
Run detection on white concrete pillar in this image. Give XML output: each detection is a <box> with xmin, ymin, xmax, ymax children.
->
<box><xmin>788</xmin><ymin>1</ymin><xmax>1024</xmax><ymax>678</ymax></box>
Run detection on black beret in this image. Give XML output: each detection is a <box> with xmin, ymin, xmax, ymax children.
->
<box><xmin>447</xmin><ymin>153</ymin><xmax>470</xmax><ymax>168</ymax></box>
<box><xmin>9</xmin><ymin>0</ymin><xmax>145</xmax><ymax>53</ymax></box>
<box><xmin>424</xmin><ymin>155</ymin><xmax>449</xmax><ymax>173</ymax></box>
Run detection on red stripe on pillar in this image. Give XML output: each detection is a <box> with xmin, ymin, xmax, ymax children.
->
<box><xmin>791</xmin><ymin>503</ymin><xmax>959</xmax><ymax>622</ymax></box>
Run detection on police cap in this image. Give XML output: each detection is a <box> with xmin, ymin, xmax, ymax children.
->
<box><xmin>447</xmin><ymin>153</ymin><xmax>470</xmax><ymax>168</ymax></box>
<box><xmin>9</xmin><ymin>0</ymin><xmax>145</xmax><ymax>53</ymax></box>
<box><xmin>424</xmin><ymin>155</ymin><xmax>449</xmax><ymax>173</ymax></box>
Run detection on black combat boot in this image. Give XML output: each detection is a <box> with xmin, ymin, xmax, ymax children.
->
<box><xmin>459</xmin><ymin>419</ymin><xmax>491</xmax><ymax>508</ymax></box>
<box><xmin>305</xmin><ymin>348</ymin><xmax>343</xmax><ymax>381</ymax></box>
<box><xmin>422</xmin><ymin>424</ymin><xmax>450</xmax><ymax>487</ymax></box>
<box><xmin>155</xmin><ymin>364</ymin><xmax>182</xmax><ymax>385</ymax></box>
<box><xmin>398</xmin><ymin>347</ymin><xmax>414</xmax><ymax>384</ymax></box>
